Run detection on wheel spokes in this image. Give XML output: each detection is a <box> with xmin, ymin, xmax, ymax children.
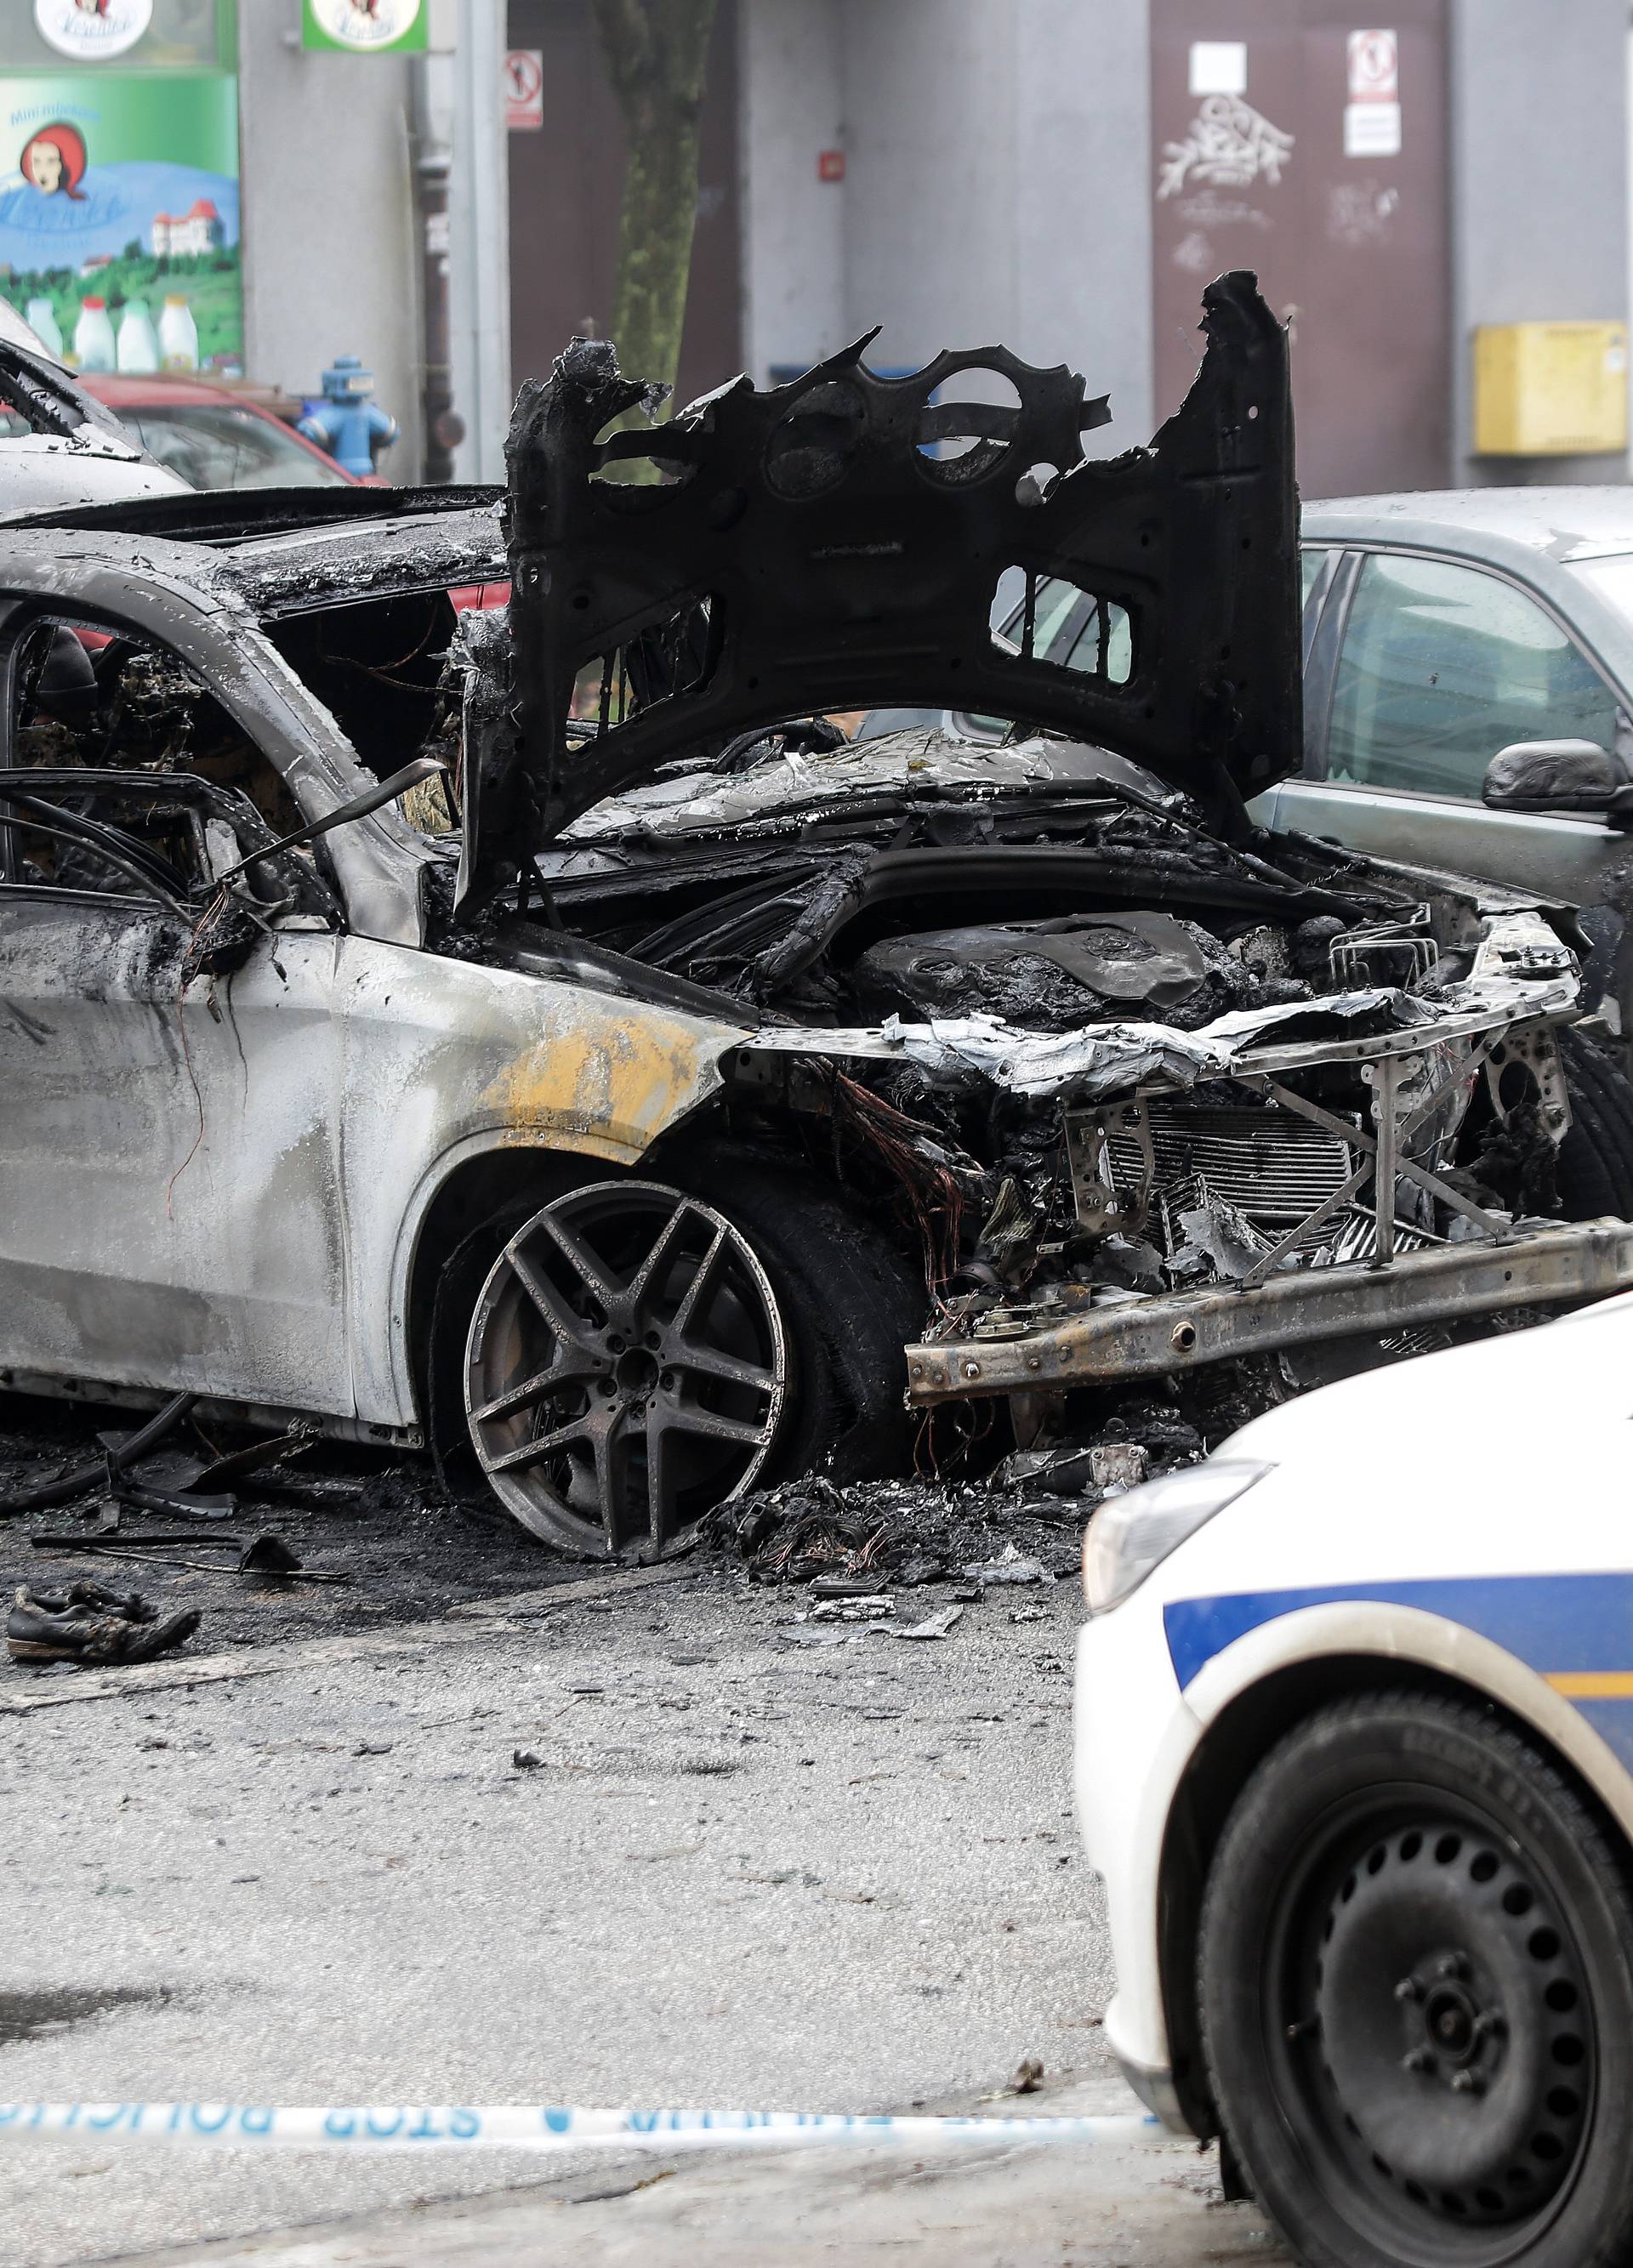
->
<box><xmin>587</xmin><ymin>1403</ymin><xmax>635</xmax><ymax>1553</ymax></box>
<box><xmin>506</xmin><ymin>1243</ymin><xmax>602</xmax><ymax>1348</ymax></box>
<box><xmin>643</xmin><ymin>1404</ymin><xmax>673</xmax><ymax>1550</ymax></box>
<box><xmin>662</xmin><ymin>1402</ymin><xmax>776</xmax><ymax>1451</ymax></box>
<box><xmin>668</xmin><ymin>1339</ymin><xmax>778</xmax><ymax>1394</ymax></box>
<box><xmin>669</xmin><ymin>1224</ymin><xmax>727</xmax><ymax>1339</ymax></box>
<box><xmin>467</xmin><ymin>1341</ymin><xmax>603</xmax><ymax>1425</ymax></box>
<box><xmin>623</xmin><ymin>1199</ymin><xmax>695</xmax><ymax>1310</ymax></box>
<box><xmin>482</xmin><ymin>1412</ymin><xmax>595</xmax><ymax>1475</ymax></box>
<box><xmin>468</xmin><ymin>1182</ymin><xmax>787</xmax><ymax>1558</ymax></box>
<box><xmin>533</xmin><ymin>1208</ymin><xmax>626</xmax><ymax>1312</ymax></box>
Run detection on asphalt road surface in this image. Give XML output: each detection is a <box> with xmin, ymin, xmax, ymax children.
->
<box><xmin>3</xmin><ymin>1542</ymin><xmax>1288</xmax><ymax>2266</ymax></box>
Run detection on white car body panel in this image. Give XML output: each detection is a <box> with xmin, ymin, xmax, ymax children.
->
<box><xmin>0</xmin><ymin>918</ymin><xmax>746</xmax><ymax>1434</ymax></box>
<box><xmin>1073</xmin><ymin>1299</ymin><xmax>1633</xmax><ymax>2123</ymax></box>
<box><xmin>0</xmin><ymin>434</ymin><xmax>187</xmax><ymax>513</ymax></box>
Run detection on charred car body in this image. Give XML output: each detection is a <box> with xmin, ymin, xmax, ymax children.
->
<box><xmin>3</xmin><ymin>275</ymin><xmax>1632</xmax><ymax>1563</ymax></box>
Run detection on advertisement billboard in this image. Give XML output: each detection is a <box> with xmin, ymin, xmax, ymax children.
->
<box><xmin>0</xmin><ymin>71</ymin><xmax>240</xmax><ymax>371</ymax></box>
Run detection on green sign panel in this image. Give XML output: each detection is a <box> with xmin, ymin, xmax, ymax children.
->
<box><xmin>0</xmin><ymin>71</ymin><xmax>242</xmax><ymax>372</ymax></box>
<box><xmin>303</xmin><ymin>1</ymin><xmax>427</xmax><ymax>54</ymax></box>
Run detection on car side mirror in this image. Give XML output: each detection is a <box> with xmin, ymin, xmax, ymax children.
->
<box><xmin>1481</xmin><ymin>739</ymin><xmax>1633</xmax><ymax>822</ymax></box>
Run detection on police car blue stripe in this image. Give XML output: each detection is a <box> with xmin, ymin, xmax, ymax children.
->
<box><xmin>1164</xmin><ymin>1572</ymin><xmax>1633</xmax><ymax>1700</ymax></box>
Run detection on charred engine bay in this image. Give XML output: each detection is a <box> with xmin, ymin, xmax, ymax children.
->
<box><xmin>529</xmin><ymin>730</ymin><xmax>1376</xmax><ymax>1023</ymax></box>
<box><xmin>428</xmin><ymin>719</ymin><xmax>1568</xmax><ymax>1411</ymax></box>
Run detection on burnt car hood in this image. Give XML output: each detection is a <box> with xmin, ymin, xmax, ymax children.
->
<box><xmin>458</xmin><ymin>270</ymin><xmax>1299</xmax><ymax>914</ymax></box>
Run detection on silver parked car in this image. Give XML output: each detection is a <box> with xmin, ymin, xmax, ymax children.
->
<box><xmin>1261</xmin><ymin>491</ymin><xmax>1633</xmax><ymax>1058</ymax></box>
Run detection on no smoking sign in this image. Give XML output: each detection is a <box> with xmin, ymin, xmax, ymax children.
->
<box><xmin>1347</xmin><ymin>28</ymin><xmax>1399</xmax><ymax>101</ymax></box>
<box><xmin>505</xmin><ymin>48</ymin><xmax>545</xmax><ymax>132</ymax></box>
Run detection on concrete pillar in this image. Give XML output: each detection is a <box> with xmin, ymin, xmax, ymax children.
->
<box><xmin>836</xmin><ymin>0</ymin><xmax>1021</xmax><ymax>369</ymax></box>
<box><xmin>439</xmin><ymin>0</ymin><xmax>512</xmax><ymax>480</ymax></box>
<box><xmin>1014</xmin><ymin>0</ymin><xmax>1153</xmax><ymax>453</ymax></box>
<box><xmin>739</xmin><ymin>0</ymin><xmax>846</xmax><ymax>382</ymax></box>
<box><xmin>736</xmin><ymin>0</ymin><xmax>1153</xmax><ymax>452</ymax></box>
<box><xmin>236</xmin><ymin>0</ymin><xmax>423</xmax><ymax>473</ymax></box>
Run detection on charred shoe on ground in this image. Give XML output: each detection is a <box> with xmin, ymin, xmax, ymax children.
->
<box><xmin>6</xmin><ymin>1585</ymin><xmax>201</xmax><ymax>1668</ymax></box>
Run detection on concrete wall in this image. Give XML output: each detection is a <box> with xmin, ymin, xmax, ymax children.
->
<box><xmin>1451</xmin><ymin>0</ymin><xmax>1629</xmax><ymax>484</ymax></box>
<box><xmin>236</xmin><ymin>2</ymin><xmax>424</xmax><ymax>475</ymax></box>
<box><xmin>738</xmin><ymin>0</ymin><xmax>1152</xmax><ymax>453</ymax></box>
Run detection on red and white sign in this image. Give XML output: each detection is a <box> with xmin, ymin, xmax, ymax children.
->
<box><xmin>1345</xmin><ymin>28</ymin><xmax>1400</xmax><ymax>156</ymax></box>
<box><xmin>817</xmin><ymin>149</ymin><xmax>845</xmax><ymax>183</ymax></box>
<box><xmin>504</xmin><ymin>48</ymin><xmax>544</xmax><ymax>132</ymax></box>
<box><xmin>1346</xmin><ymin>29</ymin><xmax>1398</xmax><ymax>100</ymax></box>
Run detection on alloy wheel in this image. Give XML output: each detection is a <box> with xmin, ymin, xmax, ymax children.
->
<box><xmin>464</xmin><ymin>1180</ymin><xmax>787</xmax><ymax>1558</ymax></box>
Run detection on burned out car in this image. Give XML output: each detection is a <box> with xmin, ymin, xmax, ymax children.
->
<box><xmin>3</xmin><ymin>274</ymin><xmax>1633</xmax><ymax>1565</ymax></box>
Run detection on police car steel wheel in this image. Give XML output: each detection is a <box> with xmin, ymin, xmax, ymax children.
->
<box><xmin>1199</xmin><ymin>1694</ymin><xmax>1633</xmax><ymax>2268</ymax></box>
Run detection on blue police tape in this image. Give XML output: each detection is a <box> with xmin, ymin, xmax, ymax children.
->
<box><xmin>0</xmin><ymin>2103</ymin><xmax>1175</xmax><ymax>2153</ymax></box>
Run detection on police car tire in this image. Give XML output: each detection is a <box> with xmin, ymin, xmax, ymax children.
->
<box><xmin>1556</xmin><ymin>1027</ymin><xmax>1633</xmax><ymax>1219</ymax></box>
<box><xmin>1199</xmin><ymin>1691</ymin><xmax>1633</xmax><ymax>2268</ymax></box>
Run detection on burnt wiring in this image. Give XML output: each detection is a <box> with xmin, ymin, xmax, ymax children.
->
<box><xmin>913</xmin><ymin>1396</ymin><xmax>998</xmax><ymax>1483</ymax></box>
<box><xmin>832</xmin><ymin>1071</ymin><xmax>968</xmax><ymax>1305</ymax></box>
<box><xmin>165</xmin><ymin>923</ymin><xmax>208</xmax><ymax>1219</ymax></box>
<box><xmin>316</xmin><ymin>609</ymin><xmax>442</xmax><ymax>695</ymax></box>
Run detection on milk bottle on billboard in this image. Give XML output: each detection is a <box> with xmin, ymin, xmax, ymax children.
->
<box><xmin>117</xmin><ymin>300</ymin><xmax>160</xmax><ymax>374</ymax></box>
<box><xmin>25</xmin><ymin>298</ymin><xmax>63</xmax><ymax>358</ymax></box>
<box><xmin>73</xmin><ymin>298</ymin><xmax>116</xmax><ymax>372</ymax></box>
<box><xmin>159</xmin><ymin>297</ymin><xmax>199</xmax><ymax>372</ymax></box>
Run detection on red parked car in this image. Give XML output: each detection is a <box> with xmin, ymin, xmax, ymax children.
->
<box><xmin>76</xmin><ymin>373</ymin><xmax>362</xmax><ymax>492</ymax></box>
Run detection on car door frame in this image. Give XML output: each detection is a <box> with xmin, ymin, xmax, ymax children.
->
<box><xmin>1285</xmin><ymin>537</ymin><xmax>1633</xmax><ymax>1039</ymax></box>
<box><xmin>0</xmin><ymin>550</ymin><xmax>430</xmax><ymax>1427</ymax></box>
<box><xmin>1291</xmin><ymin>538</ymin><xmax>1628</xmax><ymax>855</ymax></box>
<box><xmin>0</xmin><ymin>536</ymin><xmax>430</xmax><ymax>946</ymax></box>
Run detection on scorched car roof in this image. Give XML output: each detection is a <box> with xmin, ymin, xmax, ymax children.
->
<box><xmin>0</xmin><ymin>496</ymin><xmax>507</xmax><ymax>622</ymax></box>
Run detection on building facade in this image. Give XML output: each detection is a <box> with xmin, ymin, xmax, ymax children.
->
<box><xmin>3</xmin><ymin>2</ymin><xmax>1623</xmax><ymax>497</ymax></box>
<box><xmin>725</xmin><ymin>0</ymin><xmax>1630</xmax><ymax>494</ymax></box>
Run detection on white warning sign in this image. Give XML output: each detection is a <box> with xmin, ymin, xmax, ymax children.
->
<box><xmin>1347</xmin><ymin>29</ymin><xmax>1399</xmax><ymax>100</ymax></box>
<box><xmin>1346</xmin><ymin>28</ymin><xmax>1399</xmax><ymax>155</ymax></box>
<box><xmin>504</xmin><ymin>48</ymin><xmax>544</xmax><ymax>131</ymax></box>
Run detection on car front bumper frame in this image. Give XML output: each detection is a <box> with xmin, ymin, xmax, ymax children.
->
<box><xmin>906</xmin><ymin>1217</ymin><xmax>1633</xmax><ymax>1402</ymax></box>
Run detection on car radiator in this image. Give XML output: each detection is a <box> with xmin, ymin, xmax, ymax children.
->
<box><xmin>1103</xmin><ymin>1102</ymin><xmax>1357</xmax><ymax>1234</ymax></box>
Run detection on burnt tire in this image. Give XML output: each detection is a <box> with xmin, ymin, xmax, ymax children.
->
<box><xmin>441</xmin><ymin>1154</ymin><xmax>920</xmax><ymax>1560</ymax></box>
<box><xmin>1198</xmin><ymin>1691</ymin><xmax>1633</xmax><ymax>2268</ymax></box>
<box><xmin>1556</xmin><ymin>1027</ymin><xmax>1633</xmax><ymax>1219</ymax></box>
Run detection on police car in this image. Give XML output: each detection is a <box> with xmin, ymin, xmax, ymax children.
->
<box><xmin>1075</xmin><ymin>1291</ymin><xmax>1633</xmax><ymax>2267</ymax></box>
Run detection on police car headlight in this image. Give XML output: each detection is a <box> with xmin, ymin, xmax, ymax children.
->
<box><xmin>1082</xmin><ymin>1461</ymin><xmax>1273</xmax><ymax>1615</ymax></box>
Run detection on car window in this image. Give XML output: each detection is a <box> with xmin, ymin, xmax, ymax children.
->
<box><xmin>1325</xmin><ymin>551</ymin><xmax>1618</xmax><ymax>798</ymax></box>
<box><xmin>1300</xmin><ymin>547</ymin><xmax>1329</xmax><ymax>607</ymax></box>
<box><xmin>0</xmin><ymin>613</ymin><xmax>304</xmax><ymax>899</ymax></box>
<box><xmin>3</xmin><ymin>770</ymin><xmax>209</xmax><ymax>904</ymax></box>
<box><xmin>119</xmin><ymin>406</ymin><xmax>352</xmax><ymax>492</ymax></box>
<box><xmin>995</xmin><ymin>574</ymin><xmax>1134</xmax><ymax>683</ymax></box>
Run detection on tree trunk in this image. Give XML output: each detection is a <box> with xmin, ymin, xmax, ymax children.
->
<box><xmin>593</xmin><ymin>0</ymin><xmax>718</xmax><ymax>469</ymax></box>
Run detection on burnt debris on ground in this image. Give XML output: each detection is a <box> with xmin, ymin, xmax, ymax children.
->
<box><xmin>707</xmin><ymin>1381</ymin><xmax>1243</xmax><ymax>1591</ymax></box>
<box><xmin>0</xmin><ymin>1368</ymin><xmax>1260</xmax><ymax>1660</ymax></box>
<box><xmin>0</xmin><ymin>1393</ymin><xmax>555</xmax><ymax>1656</ymax></box>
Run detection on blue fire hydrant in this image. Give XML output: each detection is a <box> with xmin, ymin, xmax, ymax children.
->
<box><xmin>298</xmin><ymin>355</ymin><xmax>399</xmax><ymax>480</ymax></box>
